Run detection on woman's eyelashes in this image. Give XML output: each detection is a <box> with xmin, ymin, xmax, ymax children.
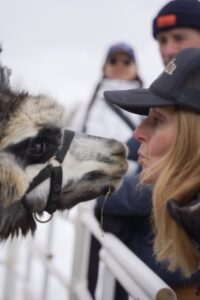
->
<box><xmin>147</xmin><ymin>114</ymin><xmax>164</xmax><ymax>127</ymax></box>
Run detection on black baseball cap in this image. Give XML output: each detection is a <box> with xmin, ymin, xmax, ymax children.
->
<box><xmin>104</xmin><ymin>48</ymin><xmax>200</xmax><ymax>115</ymax></box>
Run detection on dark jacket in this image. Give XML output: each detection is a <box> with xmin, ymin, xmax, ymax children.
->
<box><xmin>127</xmin><ymin>136</ymin><xmax>140</xmax><ymax>161</ymax></box>
<box><xmin>89</xmin><ymin>174</ymin><xmax>200</xmax><ymax>298</ymax></box>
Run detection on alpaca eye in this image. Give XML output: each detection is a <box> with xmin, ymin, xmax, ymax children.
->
<box><xmin>28</xmin><ymin>141</ymin><xmax>46</xmax><ymax>156</ymax></box>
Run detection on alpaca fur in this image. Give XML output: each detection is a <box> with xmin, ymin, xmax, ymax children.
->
<box><xmin>0</xmin><ymin>152</ymin><xmax>29</xmax><ymax>210</ymax></box>
<box><xmin>0</xmin><ymin>91</ymin><xmax>67</xmax><ymax>149</ymax></box>
<box><xmin>0</xmin><ymin>89</ymin><xmax>128</xmax><ymax>240</ymax></box>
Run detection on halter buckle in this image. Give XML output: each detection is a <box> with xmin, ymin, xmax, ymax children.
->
<box><xmin>48</xmin><ymin>156</ymin><xmax>62</xmax><ymax>167</ymax></box>
<box><xmin>33</xmin><ymin>212</ymin><xmax>53</xmax><ymax>223</ymax></box>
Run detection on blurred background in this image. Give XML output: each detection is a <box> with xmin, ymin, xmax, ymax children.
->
<box><xmin>0</xmin><ymin>0</ymin><xmax>167</xmax><ymax>109</ymax></box>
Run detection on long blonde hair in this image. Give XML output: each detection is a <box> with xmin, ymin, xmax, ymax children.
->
<box><xmin>143</xmin><ymin>108</ymin><xmax>200</xmax><ymax>276</ymax></box>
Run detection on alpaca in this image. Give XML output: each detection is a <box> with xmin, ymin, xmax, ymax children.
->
<box><xmin>0</xmin><ymin>89</ymin><xmax>128</xmax><ymax>239</ymax></box>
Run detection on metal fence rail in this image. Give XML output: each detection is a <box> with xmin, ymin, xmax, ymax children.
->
<box><xmin>0</xmin><ymin>203</ymin><xmax>177</xmax><ymax>300</ymax></box>
<box><xmin>72</xmin><ymin>205</ymin><xmax>176</xmax><ymax>300</ymax></box>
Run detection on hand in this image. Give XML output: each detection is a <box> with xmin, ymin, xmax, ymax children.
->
<box><xmin>167</xmin><ymin>197</ymin><xmax>200</xmax><ymax>247</ymax></box>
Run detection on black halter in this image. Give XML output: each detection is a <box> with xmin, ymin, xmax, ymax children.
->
<box><xmin>23</xmin><ymin>130</ymin><xmax>75</xmax><ymax>215</ymax></box>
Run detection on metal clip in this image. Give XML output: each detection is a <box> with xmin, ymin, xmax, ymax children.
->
<box><xmin>48</xmin><ymin>155</ymin><xmax>62</xmax><ymax>167</ymax></box>
<box><xmin>33</xmin><ymin>212</ymin><xmax>53</xmax><ymax>223</ymax></box>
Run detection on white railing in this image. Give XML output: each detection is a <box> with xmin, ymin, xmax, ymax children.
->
<box><xmin>0</xmin><ymin>202</ymin><xmax>177</xmax><ymax>300</ymax></box>
<box><xmin>70</xmin><ymin>204</ymin><xmax>176</xmax><ymax>300</ymax></box>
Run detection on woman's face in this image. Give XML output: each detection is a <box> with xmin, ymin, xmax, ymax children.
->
<box><xmin>104</xmin><ymin>52</ymin><xmax>137</xmax><ymax>80</ymax></box>
<box><xmin>134</xmin><ymin>107</ymin><xmax>177</xmax><ymax>183</ymax></box>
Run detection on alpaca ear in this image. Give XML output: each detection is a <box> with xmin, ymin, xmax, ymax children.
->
<box><xmin>167</xmin><ymin>198</ymin><xmax>200</xmax><ymax>247</ymax></box>
<box><xmin>0</xmin><ymin>153</ymin><xmax>29</xmax><ymax>210</ymax></box>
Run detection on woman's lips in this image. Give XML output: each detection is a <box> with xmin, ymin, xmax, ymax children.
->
<box><xmin>138</xmin><ymin>156</ymin><xmax>144</xmax><ymax>166</ymax></box>
<box><xmin>137</xmin><ymin>152</ymin><xmax>146</xmax><ymax>167</ymax></box>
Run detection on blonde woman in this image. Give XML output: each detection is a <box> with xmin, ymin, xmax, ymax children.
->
<box><xmin>104</xmin><ymin>48</ymin><xmax>200</xmax><ymax>300</ymax></box>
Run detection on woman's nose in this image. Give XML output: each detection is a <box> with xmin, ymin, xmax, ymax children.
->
<box><xmin>134</xmin><ymin>122</ymin><xmax>147</xmax><ymax>143</ymax></box>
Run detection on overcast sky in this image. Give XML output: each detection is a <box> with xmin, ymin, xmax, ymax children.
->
<box><xmin>0</xmin><ymin>0</ymin><xmax>168</xmax><ymax>109</ymax></box>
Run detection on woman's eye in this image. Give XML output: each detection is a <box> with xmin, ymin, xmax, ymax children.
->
<box><xmin>149</xmin><ymin>116</ymin><xmax>163</xmax><ymax>126</ymax></box>
<box><xmin>28</xmin><ymin>141</ymin><xmax>46</xmax><ymax>156</ymax></box>
<box><xmin>153</xmin><ymin>117</ymin><xmax>161</xmax><ymax>124</ymax></box>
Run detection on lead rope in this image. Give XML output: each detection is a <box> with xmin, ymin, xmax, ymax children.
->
<box><xmin>100</xmin><ymin>187</ymin><xmax>111</xmax><ymax>237</ymax></box>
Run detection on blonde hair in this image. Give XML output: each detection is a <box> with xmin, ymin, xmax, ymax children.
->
<box><xmin>143</xmin><ymin>108</ymin><xmax>200</xmax><ymax>276</ymax></box>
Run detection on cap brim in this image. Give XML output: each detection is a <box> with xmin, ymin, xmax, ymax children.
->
<box><xmin>104</xmin><ymin>88</ymin><xmax>173</xmax><ymax>115</ymax></box>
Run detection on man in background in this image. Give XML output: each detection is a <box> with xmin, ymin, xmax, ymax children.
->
<box><xmin>153</xmin><ymin>0</ymin><xmax>200</xmax><ymax>66</ymax></box>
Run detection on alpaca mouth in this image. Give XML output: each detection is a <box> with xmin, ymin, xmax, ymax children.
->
<box><xmin>59</xmin><ymin>180</ymin><xmax>116</xmax><ymax>209</ymax></box>
<box><xmin>102</xmin><ymin>185</ymin><xmax>115</xmax><ymax>195</ymax></box>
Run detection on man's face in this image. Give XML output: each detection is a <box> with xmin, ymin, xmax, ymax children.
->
<box><xmin>157</xmin><ymin>27</ymin><xmax>200</xmax><ymax>65</ymax></box>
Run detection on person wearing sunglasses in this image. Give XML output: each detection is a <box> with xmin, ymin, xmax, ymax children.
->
<box><xmin>104</xmin><ymin>48</ymin><xmax>200</xmax><ymax>300</ymax></box>
<box><xmin>103</xmin><ymin>44</ymin><xmax>142</xmax><ymax>84</ymax></box>
<box><xmin>69</xmin><ymin>42</ymin><xmax>143</xmax><ymax>144</ymax></box>
<box><xmin>69</xmin><ymin>42</ymin><xmax>144</xmax><ymax>299</ymax></box>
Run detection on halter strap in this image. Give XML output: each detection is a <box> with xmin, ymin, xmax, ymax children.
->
<box><xmin>45</xmin><ymin>165</ymin><xmax>63</xmax><ymax>214</ymax></box>
<box><xmin>23</xmin><ymin>129</ymin><xmax>75</xmax><ymax>215</ymax></box>
<box><xmin>46</xmin><ymin>130</ymin><xmax>75</xmax><ymax>214</ymax></box>
<box><xmin>26</xmin><ymin>165</ymin><xmax>53</xmax><ymax>194</ymax></box>
<box><xmin>55</xmin><ymin>130</ymin><xmax>74</xmax><ymax>163</ymax></box>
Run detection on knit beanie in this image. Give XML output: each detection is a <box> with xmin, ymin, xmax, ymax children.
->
<box><xmin>152</xmin><ymin>0</ymin><xmax>200</xmax><ymax>39</ymax></box>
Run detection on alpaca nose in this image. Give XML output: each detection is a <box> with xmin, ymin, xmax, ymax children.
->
<box><xmin>109</xmin><ymin>141</ymin><xmax>128</xmax><ymax>175</ymax></box>
<box><xmin>111</xmin><ymin>140</ymin><xmax>128</xmax><ymax>159</ymax></box>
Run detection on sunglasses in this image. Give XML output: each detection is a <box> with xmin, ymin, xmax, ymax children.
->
<box><xmin>108</xmin><ymin>57</ymin><xmax>133</xmax><ymax>66</ymax></box>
